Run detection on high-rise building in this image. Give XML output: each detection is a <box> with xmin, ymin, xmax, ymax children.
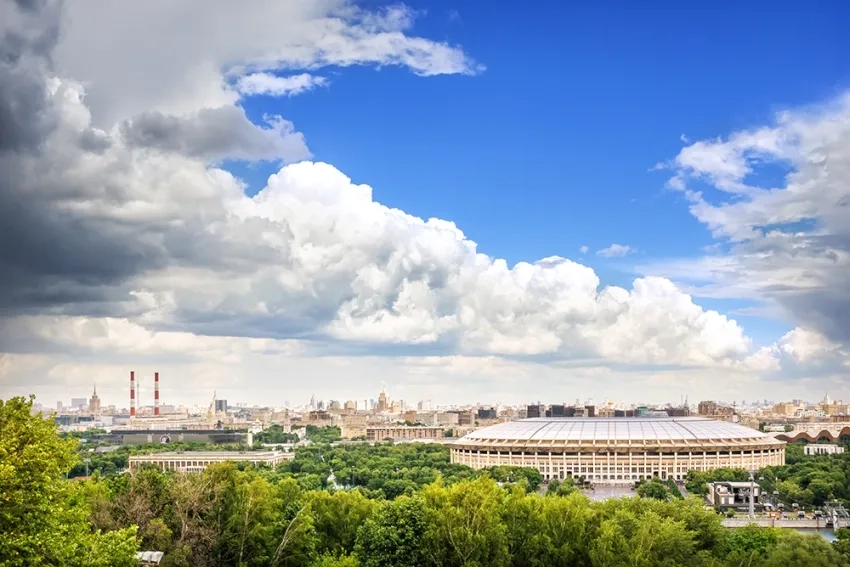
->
<box><xmin>56</xmin><ymin>400</ymin><xmax>63</xmax><ymax>411</ymax></box>
<box><xmin>377</xmin><ymin>389</ymin><xmax>389</xmax><ymax>413</ymax></box>
<box><xmin>477</xmin><ymin>407</ymin><xmax>497</xmax><ymax>420</ymax></box>
<box><xmin>526</xmin><ymin>404</ymin><xmax>544</xmax><ymax>418</ymax></box>
<box><xmin>215</xmin><ymin>399</ymin><xmax>228</xmax><ymax>413</ymax></box>
<box><xmin>71</xmin><ymin>397</ymin><xmax>87</xmax><ymax>410</ymax></box>
<box><xmin>550</xmin><ymin>404</ymin><xmax>566</xmax><ymax>417</ymax></box>
<box><xmin>88</xmin><ymin>384</ymin><xmax>101</xmax><ymax>414</ymax></box>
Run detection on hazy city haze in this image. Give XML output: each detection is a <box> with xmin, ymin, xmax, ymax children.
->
<box><xmin>1</xmin><ymin>0</ymin><xmax>849</xmax><ymax>406</ymax></box>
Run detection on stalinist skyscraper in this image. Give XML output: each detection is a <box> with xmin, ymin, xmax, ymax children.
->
<box><xmin>88</xmin><ymin>383</ymin><xmax>101</xmax><ymax>414</ymax></box>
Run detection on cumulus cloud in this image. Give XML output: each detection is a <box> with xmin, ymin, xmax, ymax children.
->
<box><xmin>656</xmin><ymin>93</ymin><xmax>850</xmax><ymax>354</ymax></box>
<box><xmin>120</xmin><ymin>107</ymin><xmax>310</xmax><ymax>162</ymax></box>
<box><xmin>237</xmin><ymin>73</ymin><xmax>328</xmax><ymax>97</ymax></box>
<box><xmin>597</xmin><ymin>244</ymin><xmax>634</xmax><ymax>257</ymax></box>
<box><xmin>1</xmin><ymin>0</ymin><xmax>832</xmax><ymax>403</ymax></box>
<box><xmin>52</xmin><ymin>1</ymin><xmax>483</xmax><ymax>125</ymax></box>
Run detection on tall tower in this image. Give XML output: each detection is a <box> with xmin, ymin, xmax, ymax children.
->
<box><xmin>154</xmin><ymin>372</ymin><xmax>160</xmax><ymax>416</ymax></box>
<box><xmin>377</xmin><ymin>387</ymin><xmax>388</xmax><ymax>413</ymax></box>
<box><xmin>129</xmin><ymin>371</ymin><xmax>136</xmax><ymax>417</ymax></box>
<box><xmin>89</xmin><ymin>383</ymin><xmax>101</xmax><ymax>414</ymax></box>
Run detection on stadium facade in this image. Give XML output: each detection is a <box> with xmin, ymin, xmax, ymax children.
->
<box><xmin>450</xmin><ymin>417</ymin><xmax>785</xmax><ymax>483</ymax></box>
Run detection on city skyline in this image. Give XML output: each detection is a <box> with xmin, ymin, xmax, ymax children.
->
<box><xmin>2</xmin><ymin>2</ymin><xmax>850</xmax><ymax>405</ymax></box>
<box><xmin>39</xmin><ymin>376</ymin><xmax>838</xmax><ymax>413</ymax></box>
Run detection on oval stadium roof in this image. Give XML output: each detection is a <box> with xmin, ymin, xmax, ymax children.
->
<box><xmin>459</xmin><ymin>417</ymin><xmax>772</xmax><ymax>443</ymax></box>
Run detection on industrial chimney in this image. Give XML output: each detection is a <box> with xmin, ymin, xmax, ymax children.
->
<box><xmin>154</xmin><ymin>372</ymin><xmax>160</xmax><ymax>416</ymax></box>
<box><xmin>130</xmin><ymin>371</ymin><xmax>136</xmax><ymax>417</ymax></box>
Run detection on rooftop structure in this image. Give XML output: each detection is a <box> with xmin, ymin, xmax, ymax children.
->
<box><xmin>451</xmin><ymin>417</ymin><xmax>785</xmax><ymax>484</ymax></box>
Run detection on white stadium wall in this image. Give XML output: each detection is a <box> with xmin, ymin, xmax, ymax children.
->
<box><xmin>450</xmin><ymin>417</ymin><xmax>785</xmax><ymax>484</ymax></box>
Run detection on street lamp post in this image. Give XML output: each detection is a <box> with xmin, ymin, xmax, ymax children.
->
<box><xmin>748</xmin><ymin>472</ymin><xmax>755</xmax><ymax>519</ymax></box>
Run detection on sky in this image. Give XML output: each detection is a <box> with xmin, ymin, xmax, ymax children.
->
<box><xmin>1</xmin><ymin>0</ymin><xmax>849</xmax><ymax>408</ymax></box>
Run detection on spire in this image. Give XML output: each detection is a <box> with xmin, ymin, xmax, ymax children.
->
<box><xmin>93</xmin><ymin>382</ymin><xmax>97</xmax><ymax>395</ymax></box>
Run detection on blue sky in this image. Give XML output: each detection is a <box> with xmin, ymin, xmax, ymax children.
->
<box><xmin>234</xmin><ymin>1</ymin><xmax>850</xmax><ymax>346</ymax></box>
<box><xmin>7</xmin><ymin>0</ymin><xmax>850</xmax><ymax>405</ymax></box>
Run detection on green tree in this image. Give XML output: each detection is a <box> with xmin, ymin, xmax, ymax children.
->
<box><xmin>354</xmin><ymin>496</ymin><xmax>429</xmax><ymax>567</ymax></box>
<box><xmin>762</xmin><ymin>531</ymin><xmax>848</xmax><ymax>567</ymax></box>
<box><xmin>421</xmin><ymin>476</ymin><xmax>510</xmax><ymax>567</ymax></box>
<box><xmin>636</xmin><ymin>479</ymin><xmax>670</xmax><ymax>500</ymax></box>
<box><xmin>308</xmin><ymin>490</ymin><xmax>376</xmax><ymax>556</ymax></box>
<box><xmin>0</xmin><ymin>396</ymin><xmax>138</xmax><ymax>567</ymax></box>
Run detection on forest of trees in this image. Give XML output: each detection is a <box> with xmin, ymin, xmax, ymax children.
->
<box><xmin>4</xmin><ymin>395</ymin><xmax>850</xmax><ymax>567</ymax></box>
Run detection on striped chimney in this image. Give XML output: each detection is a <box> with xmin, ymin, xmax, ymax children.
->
<box><xmin>130</xmin><ymin>371</ymin><xmax>136</xmax><ymax>417</ymax></box>
<box><xmin>154</xmin><ymin>372</ymin><xmax>160</xmax><ymax>416</ymax></box>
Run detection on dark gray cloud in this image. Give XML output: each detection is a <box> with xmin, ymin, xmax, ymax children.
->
<box><xmin>0</xmin><ymin>0</ymin><xmax>59</xmax><ymax>151</ymax></box>
<box><xmin>120</xmin><ymin>106</ymin><xmax>310</xmax><ymax>162</ymax></box>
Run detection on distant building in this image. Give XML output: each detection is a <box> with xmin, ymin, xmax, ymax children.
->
<box><xmin>456</xmin><ymin>410</ymin><xmax>475</xmax><ymax>426</ymax></box>
<box><xmin>129</xmin><ymin>451</ymin><xmax>292</xmax><ymax>472</ymax></box>
<box><xmin>88</xmin><ymin>384</ymin><xmax>101</xmax><ymax>414</ymax></box>
<box><xmin>804</xmin><ymin>444</ymin><xmax>845</xmax><ymax>456</ymax></box>
<box><xmin>366</xmin><ymin>426</ymin><xmax>445</xmax><ymax>442</ymax></box>
<box><xmin>477</xmin><ymin>408</ymin><xmax>497</xmax><ymax>420</ymax></box>
<box><xmin>526</xmin><ymin>405</ymin><xmax>544</xmax><ymax>418</ymax></box>
<box><xmin>377</xmin><ymin>389</ymin><xmax>389</xmax><ymax>413</ymax></box>
<box><xmin>71</xmin><ymin>397</ymin><xmax>88</xmax><ymax>410</ymax></box>
<box><xmin>698</xmin><ymin>401</ymin><xmax>735</xmax><ymax>419</ymax></box>
<box><xmin>215</xmin><ymin>399</ymin><xmax>228</xmax><ymax>413</ymax></box>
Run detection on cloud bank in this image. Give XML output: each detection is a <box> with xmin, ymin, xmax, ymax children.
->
<box><xmin>0</xmin><ymin>0</ymin><xmax>843</xmax><ymax>405</ymax></box>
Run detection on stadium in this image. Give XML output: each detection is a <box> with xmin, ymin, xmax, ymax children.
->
<box><xmin>450</xmin><ymin>417</ymin><xmax>785</xmax><ymax>484</ymax></box>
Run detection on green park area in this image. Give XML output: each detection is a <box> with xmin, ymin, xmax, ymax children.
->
<box><xmin>4</xmin><ymin>395</ymin><xmax>850</xmax><ymax>566</ymax></box>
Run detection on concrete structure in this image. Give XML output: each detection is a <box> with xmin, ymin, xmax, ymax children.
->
<box><xmin>129</xmin><ymin>451</ymin><xmax>292</xmax><ymax>472</ymax></box>
<box><xmin>707</xmin><ymin>481</ymin><xmax>763</xmax><ymax>511</ymax></box>
<box><xmin>450</xmin><ymin>417</ymin><xmax>785</xmax><ymax>484</ymax></box>
<box><xmin>154</xmin><ymin>372</ymin><xmax>160</xmax><ymax>416</ymax></box>
<box><xmin>775</xmin><ymin>422</ymin><xmax>850</xmax><ymax>443</ymax></box>
<box><xmin>804</xmin><ymin>443</ymin><xmax>845</xmax><ymax>456</ymax></box>
<box><xmin>130</xmin><ymin>371</ymin><xmax>136</xmax><ymax>417</ymax></box>
<box><xmin>366</xmin><ymin>426</ymin><xmax>445</xmax><ymax>442</ymax></box>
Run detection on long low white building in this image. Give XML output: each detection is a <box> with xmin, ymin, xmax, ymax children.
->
<box><xmin>129</xmin><ymin>450</ymin><xmax>293</xmax><ymax>472</ymax></box>
<box><xmin>450</xmin><ymin>417</ymin><xmax>785</xmax><ymax>484</ymax></box>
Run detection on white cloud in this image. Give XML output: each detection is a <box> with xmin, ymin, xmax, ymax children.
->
<box><xmin>53</xmin><ymin>1</ymin><xmax>482</xmax><ymax>125</ymax></box>
<box><xmin>656</xmin><ymin>93</ymin><xmax>850</xmax><ymax>352</ymax></box>
<box><xmin>237</xmin><ymin>73</ymin><xmax>328</xmax><ymax>97</ymax></box>
<box><xmin>596</xmin><ymin>244</ymin><xmax>634</xmax><ymax>257</ymax></box>
<box><xmin>3</xmin><ymin>0</ymin><xmax>847</xmax><ymax>404</ymax></box>
<box><xmin>579</xmin><ymin>245</ymin><xmax>589</xmax><ymax>254</ymax></box>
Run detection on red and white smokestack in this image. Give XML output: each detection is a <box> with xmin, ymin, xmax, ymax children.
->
<box><xmin>154</xmin><ymin>372</ymin><xmax>160</xmax><ymax>416</ymax></box>
<box><xmin>130</xmin><ymin>371</ymin><xmax>136</xmax><ymax>417</ymax></box>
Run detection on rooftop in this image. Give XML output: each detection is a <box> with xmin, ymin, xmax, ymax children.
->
<box><xmin>459</xmin><ymin>417</ymin><xmax>776</xmax><ymax>443</ymax></box>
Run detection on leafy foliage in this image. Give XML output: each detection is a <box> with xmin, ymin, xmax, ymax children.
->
<box><xmin>0</xmin><ymin>396</ymin><xmax>138</xmax><ymax>567</ymax></box>
<box><xmin>6</xmin><ymin>395</ymin><xmax>850</xmax><ymax>566</ymax></box>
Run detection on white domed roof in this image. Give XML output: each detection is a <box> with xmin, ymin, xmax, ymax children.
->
<box><xmin>459</xmin><ymin>417</ymin><xmax>771</xmax><ymax>444</ymax></box>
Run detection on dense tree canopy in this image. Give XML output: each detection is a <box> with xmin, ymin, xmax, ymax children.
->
<box><xmin>0</xmin><ymin>396</ymin><xmax>138</xmax><ymax>566</ymax></box>
<box><xmin>6</xmin><ymin>396</ymin><xmax>850</xmax><ymax>566</ymax></box>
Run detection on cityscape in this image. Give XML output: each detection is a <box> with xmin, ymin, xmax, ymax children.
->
<box><xmin>3</xmin><ymin>0</ymin><xmax>850</xmax><ymax>565</ymax></box>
